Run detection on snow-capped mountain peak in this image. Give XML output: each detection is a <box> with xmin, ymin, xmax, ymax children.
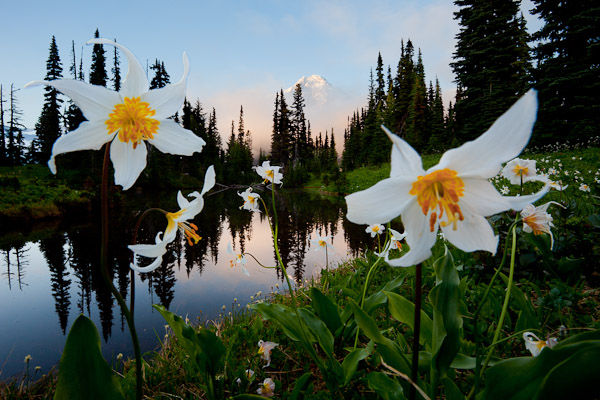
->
<box><xmin>284</xmin><ymin>75</ymin><xmax>332</xmax><ymax>105</ymax></box>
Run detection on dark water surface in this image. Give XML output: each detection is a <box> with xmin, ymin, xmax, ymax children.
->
<box><xmin>0</xmin><ymin>189</ymin><xmax>371</xmax><ymax>380</ymax></box>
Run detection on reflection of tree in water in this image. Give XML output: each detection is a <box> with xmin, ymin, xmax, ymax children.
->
<box><xmin>67</xmin><ymin>227</ymin><xmax>93</xmax><ymax>316</ymax></box>
<box><xmin>1</xmin><ymin>241</ymin><xmax>29</xmax><ymax>291</ymax></box>
<box><xmin>261</xmin><ymin>190</ymin><xmax>345</xmax><ymax>282</ymax></box>
<box><xmin>225</xmin><ymin>191</ymin><xmax>254</xmax><ymax>254</ymax></box>
<box><xmin>39</xmin><ymin>233</ymin><xmax>71</xmax><ymax>334</ymax></box>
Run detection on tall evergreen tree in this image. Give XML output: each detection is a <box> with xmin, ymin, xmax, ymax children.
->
<box><xmin>34</xmin><ymin>36</ymin><xmax>63</xmax><ymax>163</ymax></box>
<box><xmin>111</xmin><ymin>38</ymin><xmax>121</xmax><ymax>91</ymax></box>
<box><xmin>531</xmin><ymin>0</ymin><xmax>600</xmax><ymax>144</ymax></box>
<box><xmin>0</xmin><ymin>85</ymin><xmax>6</xmax><ymax>166</ymax></box>
<box><xmin>404</xmin><ymin>49</ymin><xmax>428</xmax><ymax>150</ymax></box>
<box><xmin>270</xmin><ymin>90</ymin><xmax>291</xmax><ymax>166</ymax></box>
<box><xmin>65</xmin><ymin>41</ymin><xmax>85</xmax><ymax>133</ymax></box>
<box><xmin>451</xmin><ymin>0</ymin><xmax>531</xmax><ymax>142</ymax></box>
<box><xmin>89</xmin><ymin>29</ymin><xmax>108</xmax><ymax>86</ymax></box>
<box><xmin>149</xmin><ymin>60</ymin><xmax>170</xmax><ymax>89</ymax></box>
<box><xmin>290</xmin><ymin>83</ymin><xmax>309</xmax><ymax>164</ymax></box>
<box><xmin>7</xmin><ymin>85</ymin><xmax>25</xmax><ymax>166</ymax></box>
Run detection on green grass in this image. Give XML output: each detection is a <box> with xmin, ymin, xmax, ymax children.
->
<box><xmin>0</xmin><ymin>164</ymin><xmax>91</xmax><ymax>221</ymax></box>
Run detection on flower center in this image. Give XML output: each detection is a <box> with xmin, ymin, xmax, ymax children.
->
<box><xmin>318</xmin><ymin>240</ymin><xmax>327</xmax><ymax>247</ymax></box>
<box><xmin>409</xmin><ymin>168</ymin><xmax>465</xmax><ymax>232</ymax></box>
<box><xmin>512</xmin><ymin>165</ymin><xmax>529</xmax><ymax>177</ymax></box>
<box><xmin>106</xmin><ymin>97</ymin><xmax>160</xmax><ymax>149</ymax></box>
<box><xmin>372</xmin><ymin>226</ymin><xmax>380</xmax><ymax>232</ymax></box>
<box><xmin>166</xmin><ymin>210</ymin><xmax>201</xmax><ymax>246</ymax></box>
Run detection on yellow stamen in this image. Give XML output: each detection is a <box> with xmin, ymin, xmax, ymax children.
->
<box><xmin>166</xmin><ymin>210</ymin><xmax>201</xmax><ymax>246</ymax></box>
<box><xmin>512</xmin><ymin>165</ymin><xmax>529</xmax><ymax>177</ymax></box>
<box><xmin>318</xmin><ymin>240</ymin><xmax>326</xmax><ymax>247</ymax></box>
<box><xmin>409</xmin><ymin>169</ymin><xmax>465</xmax><ymax>232</ymax></box>
<box><xmin>106</xmin><ymin>97</ymin><xmax>160</xmax><ymax>148</ymax></box>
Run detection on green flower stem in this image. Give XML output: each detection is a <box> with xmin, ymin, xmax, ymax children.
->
<box><xmin>353</xmin><ymin>249</ymin><xmax>386</xmax><ymax>350</ymax></box>
<box><xmin>468</xmin><ymin>219</ymin><xmax>518</xmax><ymax>400</ymax></box>
<box><xmin>481</xmin><ymin>222</ymin><xmax>518</xmax><ymax>376</ymax></box>
<box><xmin>100</xmin><ymin>143</ymin><xmax>142</xmax><ymax>400</ymax></box>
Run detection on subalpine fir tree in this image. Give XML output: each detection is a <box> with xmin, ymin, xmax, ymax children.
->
<box><xmin>270</xmin><ymin>89</ymin><xmax>291</xmax><ymax>166</ymax></box>
<box><xmin>451</xmin><ymin>0</ymin><xmax>531</xmax><ymax>142</ymax></box>
<box><xmin>149</xmin><ymin>60</ymin><xmax>170</xmax><ymax>89</ymax></box>
<box><xmin>0</xmin><ymin>85</ymin><xmax>6</xmax><ymax>166</ymax></box>
<box><xmin>7</xmin><ymin>84</ymin><xmax>25</xmax><ymax>166</ymax></box>
<box><xmin>64</xmin><ymin>41</ymin><xmax>85</xmax><ymax>133</ymax></box>
<box><xmin>531</xmin><ymin>0</ymin><xmax>600</xmax><ymax>144</ymax></box>
<box><xmin>427</xmin><ymin>78</ymin><xmax>446</xmax><ymax>152</ymax></box>
<box><xmin>34</xmin><ymin>36</ymin><xmax>63</xmax><ymax>163</ymax></box>
<box><xmin>290</xmin><ymin>83</ymin><xmax>309</xmax><ymax>164</ymax></box>
<box><xmin>111</xmin><ymin>38</ymin><xmax>121</xmax><ymax>91</ymax></box>
<box><xmin>89</xmin><ymin>29</ymin><xmax>108</xmax><ymax>87</ymax></box>
<box><xmin>404</xmin><ymin>50</ymin><xmax>428</xmax><ymax>151</ymax></box>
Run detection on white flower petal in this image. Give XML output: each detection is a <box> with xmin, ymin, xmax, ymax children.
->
<box><xmin>442</xmin><ymin>214</ymin><xmax>498</xmax><ymax>254</ymax></box>
<box><xmin>130</xmin><ymin>256</ymin><xmax>163</xmax><ymax>273</ymax></box>
<box><xmin>461</xmin><ymin>178</ymin><xmax>511</xmax><ymax>217</ymax></box>
<box><xmin>110</xmin><ymin>139</ymin><xmax>148</xmax><ymax>190</ymax></box>
<box><xmin>88</xmin><ymin>38</ymin><xmax>149</xmax><ymax>98</ymax></box>
<box><xmin>25</xmin><ymin>79</ymin><xmax>120</xmax><ymax>121</ymax></box>
<box><xmin>504</xmin><ymin>184</ymin><xmax>550</xmax><ymax>211</ymax></box>
<box><xmin>345</xmin><ymin>177</ymin><xmax>416</xmax><ymax>225</ymax></box>
<box><xmin>150</xmin><ymin>120</ymin><xmax>206</xmax><ymax>156</ymax></box>
<box><xmin>387</xmin><ymin>202</ymin><xmax>436</xmax><ymax>267</ymax></box>
<box><xmin>201</xmin><ymin>165</ymin><xmax>216</xmax><ymax>196</ymax></box>
<box><xmin>241</xmin><ymin>265</ymin><xmax>250</xmax><ymax>277</ymax></box>
<box><xmin>177</xmin><ymin>190</ymin><xmax>190</xmax><ymax>210</ymax></box>
<box><xmin>129</xmin><ymin>241</ymin><xmax>167</xmax><ymax>258</ymax></box>
<box><xmin>382</xmin><ymin>126</ymin><xmax>425</xmax><ymax>178</ymax></box>
<box><xmin>47</xmin><ymin>121</ymin><xmax>112</xmax><ymax>174</ymax></box>
<box><xmin>141</xmin><ymin>52</ymin><xmax>190</xmax><ymax>119</ymax></box>
<box><xmin>436</xmin><ymin>89</ymin><xmax>538</xmax><ymax>178</ymax></box>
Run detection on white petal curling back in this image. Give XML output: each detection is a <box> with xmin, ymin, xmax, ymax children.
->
<box><xmin>201</xmin><ymin>166</ymin><xmax>216</xmax><ymax>196</ymax></box>
<box><xmin>87</xmin><ymin>38</ymin><xmax>149</xmax><ymax>98</ymax></box>
<box><xmin>110</xmin><ymin>139</ymin><xmax>148</xmax><ymax>190</ymax></box>
<box><xmin>383</xmin><ymin>126</ymin><xmax>425</xmax><ymax>178</ymax></box>
<box><xmin>436</xmin><ymin>89</ymin><xmax>538</xmax><ymax>179</ymax></box>
<box><xmin>149</xmin><ymin>120</ymin><xmax>206</xmax><ymax>156</ymax></box>
<box><xmin>47</xmin><ymin>121</ymin><xmax>116</xmax><ymax>174</ymax></box>
<box><xmin>25</xmin><ymin>79</ymin><xmax>120</xmax><ymax>121</ymax></box>
<box><xmin>141</xmin><ymin>52</ymin><xmax>190</xmax><ymax>119</ymax></box>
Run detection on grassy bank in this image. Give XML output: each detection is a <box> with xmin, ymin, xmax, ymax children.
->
<box><xmin>0</xmin><ymin>165</ymin><xmax>92</xmax><ymax>223</ymax></box>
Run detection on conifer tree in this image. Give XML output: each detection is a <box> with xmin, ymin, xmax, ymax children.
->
<box><xmin>111</xmin><ymin>38</ymin><xmax>121</xmax><ymax>91</ymax></box>
<box><xmin>427</xmin><ymin>78</ymin><xmax>446</xmax><ymax>151</ymax></box>
<box><xmin>65</xmin><ymin>41</ymin><xmax>85</xmax><ymax>133</ymax></box>
<box><xmin>531</xmin><ymin>0</ymin><xmax>600</xmax><ymax>144</ymax></box>
<box><xmin>270</xmin><ymin>89</ymin><xmax>291</xmax><ymax>166</ymax></box>
<box><xmin>149</xmin><ymin>60</ymin><xmax>170</xmax><ymax>89</ymax></box>
<box><xmin>34</xmin><ymin>35</ymin><xmax>63</xmax><ymax>163</ymax></box>
<box><xmin>404</xmin><ymin>49</ymin><xmax>428</xmax><ymax>150</ymax></box>
<box><xmin>452</xmin><ymin>0</ymin><xmax>531</xmax><ymax>142</ymax></box>
<box><xmin>290</xmin><ymin>83</ymin><xmax>309</xmax><ymax>164</ymax></box>
<box><xmin>7</xmin><ymin>85</ymin><xmax>25</xmax><ymax>166</ymax></box>
<box><xmin>0</xmin><ymin>85</ymin><xmax>6</xmax><ymax>166</ymax></box>
<box><xmin>89</xmin><ymin>29</ymin><xmax>108</xmax><ymax>86</ymax></box>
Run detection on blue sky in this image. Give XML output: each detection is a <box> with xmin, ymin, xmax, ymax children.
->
<box><xmin>1</xmin><ymin>0</ymin><xmax>541</xmax><ymax>152</ymax></box>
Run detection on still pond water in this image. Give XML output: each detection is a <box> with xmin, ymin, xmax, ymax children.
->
<box><xmin>0</xmin><ymin>189</ymin><xmax>373</xmax><ymax>379</ymax></box>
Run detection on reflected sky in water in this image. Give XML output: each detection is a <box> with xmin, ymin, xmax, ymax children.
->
<box><xmin>0</xmin><ymin>190</ymin><xmax>371</xmax><ymax>379</ymax></box>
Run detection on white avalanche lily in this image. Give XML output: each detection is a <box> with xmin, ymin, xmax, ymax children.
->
<box><xmin>346</xmin><ymin>89</ymin><xmax>548</xmax><ymax>267</ymax></box>
<box><xmin>129</xmin><ymin>166</ymin><xmax>215</xmax><ymax>273</ymax></box>
<box><xmin>310</xmin><ymin>234</ymin><xmax>334</xmax><ymax>252</ymax></box>
<box><xmin>523</xmin><ymin>332</ymin><xmax>558</xmax><ymax>356</ymax></box>
<box><xmin>375</xmin><ymin>228</ymin><xmax>407</xmax><ymax>262</ymax></box>
<box><xmin>501</xmin><ymin>158</ymin><xmax>538</xmax><ymax>185</ymax></box>
<box><xmin>25</xmin><ymin>38</ymin><xmax>205</xmax><ymax>190</ymax></box>
<box><xmin>521</xmin><ymin>201</ymin><xmax>563</xmax><ymax>249</ymax></box>
<box><xmin>227</xmin><ymin>242</ymin><xmax>250</xmax><ymax>277</ymax></box>
<box><xmin>255</xmin><ymin>161</ymin><xmax>283</xmax><ymax>184</ymax></box>
<box><xmin>238</xmin><ymin>187</ymin><xmax>261</xmax><ymax>212</ymax></box>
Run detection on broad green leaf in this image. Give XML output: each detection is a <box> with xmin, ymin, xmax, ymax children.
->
<box><xmin>54</xmin><ymin>315</ymin><xmax>125</xmax><ymax>400</ymax></box>
<box><xmin>298</xmin><ymin>307</ymin><xmax>334</xmax><ymax>355</ymax></box>
<box><xmin>385</xmin><ymin>291</ymin><xmax>434</xmax><ymax>351</ymax></box>
<box><xmin>290</xmin><ymin>372</ymin><xmax>312</xmax><ymax>400</ymax></box>
<box><xmin>499</xmin><ymin>274</ymin><xmax>539</xmax><ymax>332</ymax></box>
<box><xmin>253</xmin><ymin>303</ymin><xmax>304</xmax><ymax>342</ymax></box>
<box><xmin>342</xmin><ymin>342</ymin><xmax>374</xmax><ymax>385</ymax></box>
<box><xmin>428</xmin><ymin>249</ymin><xmax>463</xmax><ymax>379</ymax></box>
<box><xmin>364</xmin><ymin>275</ymin><xmax>406</xmax><ymax>313</ymax></box>
<box><xmin>442</xmin><ymin>376</ymin><xmax>466</xmax><ymax>400</ymax></box>
<box><xmin>482</xmin><ymin>331</ymin><xmax>600</xmax><ymax>400</ymax></box>
<box><xmin>310</xmin><ymin>287</ymin><xmax>342</xmax><ymax>334</ymax></box>
<box><xmin>195</xmin><ymin>328</ymin><xmax>226</xmax><ymax>375</ymax></box>
<box><xmin>365</xmin><ymin>371</ymin><xmax>404</xmax><ymax>400</ymax></box>
<box><xmin>154</xmin><ymin>305</ymin><xmax>198</xmax><ymax>359</ymax></box>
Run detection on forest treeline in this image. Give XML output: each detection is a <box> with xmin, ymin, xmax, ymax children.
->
<box><xmin>1</xmin><ymin>0</ymin><xmax>598</xmax><ymax>189</ymax></box>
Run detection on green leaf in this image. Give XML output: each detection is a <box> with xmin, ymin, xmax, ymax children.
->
<box><xmin>428</xmin><ymin>249</ymin><xmax>463</xmax><ymax>379</ymax></box>
<box><xmin>365</xmin><ymin>371</ymin><xmax>404</xmax><ymax>400</ymax></box>
<box><xmin>499</xmin><ymin>274</ymin><xmax>539</xmax><ymax>331</ymax></box>
<box><xmin>54</xmin><ymin>315</ymin><xmax>125</xmax><ymax>400</ymax></box>
<box><xmin>385</xmin><ymin>291</ymin><xmax>434</xmax><ymax>351</ymax></box>
<box><xmin>482</xmin><ymin>331</ymin><xmax>600</xmax><ymax>400</ymax></box>
<box><xmin>153</xmin><ymin>304</ymin><xmax>198</xmax><ymax>359</ymax></box>
<box><xmin>253</xmin><ymin>303</ymin><xmax>304</xmax><ymax>342</ymax></box>
<box><xmin>297</xmin><ymin>307</ymin><xmax>334</xmax><ymax>355</ymax></box>
<box><xmin>364</xmin><ymin>275</ymin><xmax>406</xmax><ymax>313</ymax></box>
<box><xmin>195</xmin><ymin>328</ymin><xmax>226</xmax><ymax>375</ymax></box>
<box><xmin>290</xmin><ymin>372</ymin><xmax>312</xmax><ymax>400</ymax></box>
<box><xmin>310</xmin><ymin>287</ymin><xmax>342</xmax><ymax>334</ymax></box>
<box><xmin>442</xmin><ymin>376</ymin><xmax>466</xmax><ymax>400</ymax></box>
<box><xmin>342</xmin><ymin>342</ymin><xmax>374</xmax><ymax>385</ymax></box>
<box><xmin>588</xmin><ymin>214</ymin><xmax>600</xmax><ymax>228</ymax></box>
